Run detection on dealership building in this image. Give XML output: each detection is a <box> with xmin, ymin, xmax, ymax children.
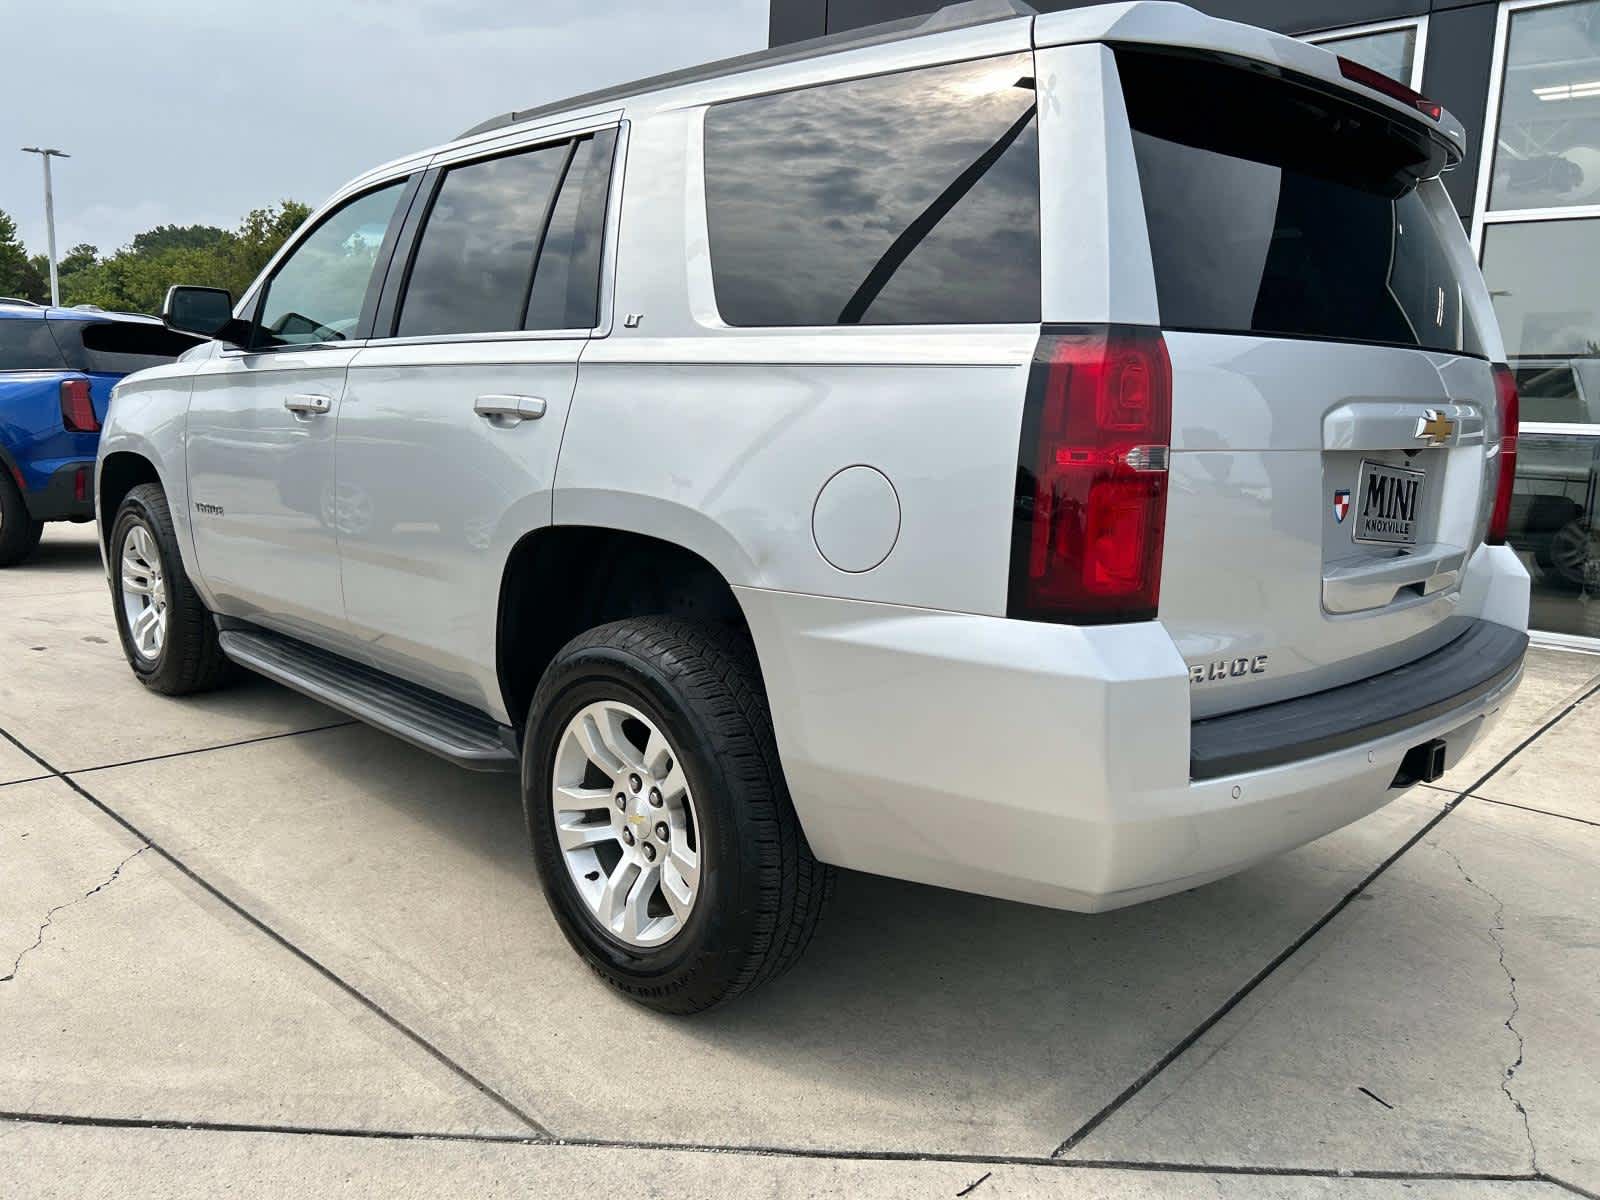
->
<box><xmin>771</xmin><ymin>0</ymin><xmax>1600</xmax><ymax>645</ymax></box>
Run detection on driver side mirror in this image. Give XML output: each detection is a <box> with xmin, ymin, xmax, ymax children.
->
<box><xmin>162</xmin><ymin>285</ymin><xmax>243</xmax><ymax>342</ymax></box>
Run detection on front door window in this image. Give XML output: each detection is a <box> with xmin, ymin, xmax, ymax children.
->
<box><xmin>253</xmin><ymin>182</ymin><xmax>406</xmax><ymax>348</ymax></box>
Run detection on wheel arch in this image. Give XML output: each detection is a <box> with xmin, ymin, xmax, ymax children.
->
<box><xmin>495</xmin><ymin>525</ymin><xmax>758</xmax><ymax>730</ymax></box>
<box><xmin>98</xmin><ymin>450</ymin><xmax>163</xmax><ymax>555</ymax></box>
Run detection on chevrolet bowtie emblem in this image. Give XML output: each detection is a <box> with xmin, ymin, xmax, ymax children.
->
<box><xmin>1414</xmin><ymin>409</ymin><xmax>1455</xmax><ymax>445</ymax></box>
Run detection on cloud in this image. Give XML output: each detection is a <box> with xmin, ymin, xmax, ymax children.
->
<box><xmin>0</xmin><ymin>0</ymin><xmax>766</xmax><ymax>255</ymax></box>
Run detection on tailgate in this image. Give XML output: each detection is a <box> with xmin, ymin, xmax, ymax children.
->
<box><xmin>1102</xmin><ymin>35</ymin><xmax>1507</xmax><ymax>717</ymax></box>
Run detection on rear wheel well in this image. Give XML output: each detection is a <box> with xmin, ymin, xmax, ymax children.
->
<box><xmin>497</xmin><ymin>527</ymin><xmax>751</xmax><ymax>728</ymax></box>
<box><xmin>98</xmin><ymin>453</ymin><xmax>162</xmax><ymax>554</ymax></box>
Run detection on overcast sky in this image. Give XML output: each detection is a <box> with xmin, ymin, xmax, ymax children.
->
<box><xmin>0</xmin><ymin>0</ymin><xmax>768</xmax><ymax>257</ymax></box>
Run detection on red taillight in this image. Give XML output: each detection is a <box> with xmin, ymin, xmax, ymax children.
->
<box><xmin>1009</xmin><ymin>325</ymin><xmax>1172</xmax><ymax>624</ymax></box>
<box><xmin>1337</xmin><ymin>56</ymin><xmax>1443</xmax><ymax>120</ymax></box>
<box><xmin>1487</xmin><ymin>364</ymin><xmax>1520</xmax><ymax>546</ymax></box>
<box><xmin>60</xmin><ymin>378</ymin><xmax>99</xmax><ymax>433</ymax></box>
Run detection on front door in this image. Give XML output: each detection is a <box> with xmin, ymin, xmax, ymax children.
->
<box><xmin>338</xmin><ymin>128</ymin><xmax>617</xmax><ymax>714</ymax></box>
<box><xmin>186</xmin><ymin>180</ymin><xmax>410</xmax><ymax>647</ymax></box>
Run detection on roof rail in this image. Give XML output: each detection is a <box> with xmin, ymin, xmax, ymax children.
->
<box><xmin>456</xmin><ymin>0</ymin><xmax>1037</xmax><ymax>139</ymax></box>
<box><xmin>0</xmin><ymin>296</ymin><xmax>44</xmax><ymax>308</ymax></box>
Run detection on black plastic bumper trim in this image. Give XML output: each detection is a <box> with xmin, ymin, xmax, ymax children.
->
<box><xmin>23</xmin><ymin>460</ymin><xmax>95</xmax><ymax>522</ymax></box>
<box><xmin>1190</xmin><ymin>620</ymin><xmax>1528</xmax><ymax>781</ymax></box>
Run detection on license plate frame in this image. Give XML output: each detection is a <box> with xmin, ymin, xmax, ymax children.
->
<box><xmin>1351</xmin><ymin>459</ymin><xmax>1426</xmax><ymax>547</ymax></box>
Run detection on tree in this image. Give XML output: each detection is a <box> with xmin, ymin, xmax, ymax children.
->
<box><xmin>26</xmin><ymin>243</ymin><xmax>99</xmax><ymax>302</ymax></box>
<box><xmin>60</xmin><ymin>243</ymin><xmax>98</xmax><ymax>276</ymax></box>
<box><xmin>130</xmin><ymin>224</ymin><xmax>227</xmax><ymax>257</ymax></box>
<box><xmin>47</xmin><ymin>200</ymin><xmax>312</xmax><ymax>315</ymax></box>
<box><xmin>0</xmin><ymin>209</ymin><xmax>48</xmax><ymax>303</ymax></box>
<box><xmin>229</xmin><ymin>201</ymin><xmax>313</xmax><ymax>288</ymax></box>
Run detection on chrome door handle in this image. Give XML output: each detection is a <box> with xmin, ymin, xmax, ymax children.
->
<box><xmin>284</xmin><ymin>394</ymin><xmax>333</xmax><ymax>415</ymax></box>
<box><xmin>474</xmin><ymin>394</ymin><xmax>547</xmax><ymax>423</ymax></box>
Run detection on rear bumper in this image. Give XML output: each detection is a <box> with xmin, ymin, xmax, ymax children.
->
<box><xmin>735</xmin><ymin>546</ymin><xmax>1528</xmax><ymax>913</ymax></box>
<box><xmin>1191</xmin><ymin>620</ymin><xmax>1527</xmax><ymax>780</ymax></box>
<box><xmin>22</xmin><ymin>459</ymin><xmax>96</xmax><ymax>522</ymax></box>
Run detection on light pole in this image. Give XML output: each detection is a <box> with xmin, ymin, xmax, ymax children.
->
<box><xmin>20</xmin><ymin>147</ymin><xmax>70</xmax><ymax>307</ymax></box>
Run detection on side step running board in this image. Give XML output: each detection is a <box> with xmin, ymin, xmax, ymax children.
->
<box><xmin>217</xmin><ymin>627</ymin><xmax>518</xmax><ymax>773</ymax></box>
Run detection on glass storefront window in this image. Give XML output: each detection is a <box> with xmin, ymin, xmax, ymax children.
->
<box><xmin>1309</xmin><ymin>26</ymin><xmax>1418</xmax><ymax>87</ymax></box>
<box><xmin>1508</xmin><ymin>431</ymin><xmax>1600</xmax><ymax>630</ymax></box>
<box><xmin>1482</xmin><ymin>218</ymin><xmax>1600</xmax><ymax>371</ymax></box>
<box><xmin>1488</xmin><ymin>0</ymin><xmax>1600</xmax><ymax>211</ymax></box>
<box><xmin>1481</xmin><ymin>218</ymin><xmax>1600</xmax><ymax>625</ymax></box>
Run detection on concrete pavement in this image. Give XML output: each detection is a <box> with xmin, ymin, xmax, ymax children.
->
<box><xmin>3</xmin><ymin>523</ymin><xmax>1597</xmax><ymax>1198</ymax></box>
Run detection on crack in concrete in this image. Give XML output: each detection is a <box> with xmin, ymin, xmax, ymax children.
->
<box><xmin>1</xmin><ymin>845</ymin><xmax>149</xmax><ymax>985</ymax></box>
<box><xmin>1431</xmin><ymin>839</ymin><xmax>1538</xmax><ymax>1174</ymax></box>
<box><xmin>954</xmin><ymin>1169</ymin><xmax>991</xmax><ymax>1196</ymax></box>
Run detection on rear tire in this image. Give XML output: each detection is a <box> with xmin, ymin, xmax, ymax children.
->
<box><xmin>0</xmin><ymin>470</ymin><xmax>44</xmax><ymax>567</ymax></box>
<box><xmin>110</xmin><ymin>483</ymin><xmax>231</xmax><ymax>695</ymax></box>
<box><xmin>524</xmin><ymin>616</ymin><xmax>833</xmax><ymax>1013</ymax></box>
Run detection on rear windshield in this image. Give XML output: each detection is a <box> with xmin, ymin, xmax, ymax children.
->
<box><xmin>1117</xmin><ymin>47</ymin><xmax>1486</xmax><ymax>358</ymax></box>
<box><xmin>0</xmin><ymin>317</ymin><xmax>66</xmax><ymax>370</ymax></box>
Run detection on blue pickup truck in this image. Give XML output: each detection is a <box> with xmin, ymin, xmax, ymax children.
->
<box><xmin>0</xmin><ymin>300</ymin><xmax>200</xmax><ymax>565</ymax></box>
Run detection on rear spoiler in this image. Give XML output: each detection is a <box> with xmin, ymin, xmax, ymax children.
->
<box><xmin>1033</xmin><ymin>1</ymin><xmax>1466</xmax><ymax>167</ymax></box>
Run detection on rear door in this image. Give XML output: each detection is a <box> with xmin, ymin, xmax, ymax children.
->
<box><xmin>1104</xmin><ymin>43</ymin><xmax>1506</xmax><ymax>716</ymax></box>
<box><xmin>338</xmin><ymin>126</ymin><xmax>618</xmax><ymax>712</ymax></box>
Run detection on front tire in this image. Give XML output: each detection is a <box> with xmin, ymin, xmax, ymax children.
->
<box><xmin>110</xmin><ymin>483</ymin><xmax>231</xmax><ymax>695</ymax></box>
<box><xmin>0</xmin><ymin>468</ymin><xmax>44</xmax><ymax>567</ymax></box>
<box><xmin>525</xmin><ymin>616</ymin><xmax>832</xmax><ymax>1013</ymax></box>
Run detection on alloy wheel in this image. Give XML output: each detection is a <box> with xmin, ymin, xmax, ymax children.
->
<box><xmin>120</xmin><ymin>524</ymin><xmax>168</xmax><ymax>660</ymax></box>
<box><xmin>551</xmin><ymin>699</ymin><xmax>701</xmax><ymax>948</ymax></box>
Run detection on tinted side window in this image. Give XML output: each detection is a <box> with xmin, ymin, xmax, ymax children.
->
<box><xmin>62</xmin><ymin>320</ymin><xmax>203</xmax><ymax>374</ymax></box>
<box><xmin>525</xmin><ymin>130</ymin><xmax>617</xmax><ymax>331</ymax></box>
<box><xmin>255</xmin><ymin>181</ymin><xmax>406</xmax><ymax>348</ymax></box>
<box><xmin>398</xmin><ymin>145</ymin><xmax>567</xmax><ymax>338</ymax></box>
<box><xmin>704</xmin><ymin>54</ymin><xmax>1041</xmax><ymax>327</ymax></box>
<box><xmin>0</xmin><ymin>318</ymin><xmax>66</xmax><ymax>370</ymax></box>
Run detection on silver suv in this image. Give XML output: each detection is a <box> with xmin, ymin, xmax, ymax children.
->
<box><xmin>98</xmin><ymin>0</ymin><xmax>1531</xmax><ymax>1011</ymax></box>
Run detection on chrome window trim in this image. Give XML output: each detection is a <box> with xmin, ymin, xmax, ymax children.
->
<box><xmin>429</xmin><ymin>109</ymin><xmax>624</xmax><ymax>171</ymax></box>
<box><xmin>1303</xmin><ymin>14</ymin><xmax>1429</xmax><ymax>91</ymax></box>
<box><xmin>219</xmin><ymin>340</ymin><xmax>370</xmax><ymax>360</ymax></box>
<box><xmin>360</xmin><ymin>328</ymin><xmax>592</xmax><ymax>349</ymax></box>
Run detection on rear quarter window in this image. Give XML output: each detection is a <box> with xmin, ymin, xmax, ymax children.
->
<box><xmin>0</xmin><ymin>318</ymin><xmax>67</xmax><ymax>370</ymax></box>
<box><xmin>703</xmin><ymin>53</ymin><xmax>1041</xmax><ymax>327</ymax></box>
